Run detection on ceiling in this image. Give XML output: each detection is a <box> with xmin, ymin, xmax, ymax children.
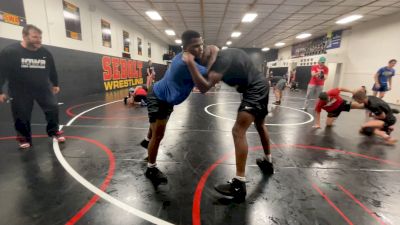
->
<box><xmin>102</xmin><ymin>0</ymin><xmax>400</xmax><ymax>48</ymax></box>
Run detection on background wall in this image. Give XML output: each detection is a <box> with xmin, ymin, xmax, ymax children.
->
<box><xmin>0</xmin><ymin>0</ymin><xmax>169</xmax><ymax>64</ymax></box>
<box><xmin>0</xmin><ymin>37</ymin><xmax>167</xmax><ymax>100</ymax></box>
<box><xmin>0</xmin><ymin>0</ymin><xmax>169</xmax><ymax>99</ymax></box>
<box><xmin>275</xmin><ymin>12</ymin><xmax>400</xmax><ymax>104</ymax></box>
<box><xmin>338</xmin><ymin>13</ymin><xmax>400</xmax><ymax>104</ymax></box>
<box><xmin>277</xmin><ymin>46</ymin><xmax>291</xmax><ymax>61</ymax></box>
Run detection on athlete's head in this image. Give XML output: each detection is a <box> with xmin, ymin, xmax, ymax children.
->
<box><xmin>388</xmin><ymin>59</ymin><xmax>397</xmax><ymax>68</ymax></box>
<box><xmin>182</xmin><ymin>30</ymin><xmax>203</xmax><ymax>59</ymax></box>
<box><xmin>318</xmin><ymin>56</ymin><xmax>326</xmax><ymax>66</ymax></box>
<box><xmin>22</xmin><ymin>24</ymin><xmax>42</xmax><ymax>50</ymax></box>
<box><xmin>352</xmin><ymin>89</ymin><xmax>368</xmax><ymax>104</ymax></box>
<box><xmin>318</xmin><ymin>92</ymin><xmax>329</xmax><ymax>102</ymax></box>
<box><xmin>361</xmin><ymin>86</ymin><xmax>367</xmax><ymax>93</ymax></box>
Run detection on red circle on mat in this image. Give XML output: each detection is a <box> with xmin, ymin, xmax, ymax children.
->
<box><xmin>192</xmin><ymin>144</ymin><xmax>400</xmax><ymax>225</ymax></box>
<box><xmin>66</xmin><ymin>101</ymin><xmax>147</xmax><ymax>120</ymax></box>
<box><xmin>0</xmin><ymin>135</ymin><xmax>116</xmax><ymax>225</ymax></box>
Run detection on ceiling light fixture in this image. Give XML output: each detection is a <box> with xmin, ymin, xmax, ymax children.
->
<box><xmin>275</xmin><ymin>42</ymin><xmax>285</xmax><ymax>47</ymax></box>
<box><xmin>336</xmin><ymin>15</ymin><xmax>363</xmax><ymax>24</ymax></box>
<box><xmin>146</xmin><ymin>11</ymin><xmax>162</xmax><ymax>21</ymax></box>
<box><xmin>231</xmin><ymin>32</ymin><xmax>241</xmax><ymax>38</ymax></box>
<box><xmin>296</xmin><ymin>33</ymin><xmax>312</xmax><ymax>39</ymax></box>
<box><xmin>261</xmin><ymin>47</ymin><xmax>270</xmax><ymax>51</ymax></box>
<box><xmin>222</xmin><ymin>46</ymin><xmax>228</xmax><ymax>50</ymax></box>
<box><xmin>226</xmin><ymin>41</ymin><xmax>232</xmax><ymax>45</ymax></box>
<box><xmin>242</xmin><ymin>13</ymin><xmax>258</xmax><ymax>23</ymax></box>
<box><xmin>165</xmin><ymin>29</ymin><xmax>175</xmax><ymax>36</ymax></box>
<box><xmin>175</xmin><ymin>39</ymin><xmax>182</xmax><ymax>44</ymax></box>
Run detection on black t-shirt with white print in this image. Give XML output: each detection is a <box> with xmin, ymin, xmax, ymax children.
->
<box><xmin>0</xmin><ymin>43</ymin><xmax>58</xmax><ymax>95</ymax></box>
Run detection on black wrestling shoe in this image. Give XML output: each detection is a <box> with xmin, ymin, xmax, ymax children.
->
<box><xmin>145</xmin><ymin>167</ymin><xmax>168</xmax><ymax>184</ymax></box>
<box><xmin>214</xmin><ymin>178</ymin><xmax>246</xmax><ymax>202</ymax></box>
<box><xmin>256</xmin><ymin>158</ymin><xmax>274</xmax><ymax>174</ymax></box>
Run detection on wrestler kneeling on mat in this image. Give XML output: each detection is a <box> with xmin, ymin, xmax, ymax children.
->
<box><xmin>312</xmin><ymin>87</ymin><xmax>364</xmax><ymax>128</ymax></box>
<box><xmin>184</xmin><ymin>46</ymin><xmax>273</xmax><ymax>202</ymax></box>
<box><xmin>352</xmin><ymin>89</ymin><xmax>399</xmax><ymax>145</ymax></box>
<box><xmin>123</xmin><ymin>85</ymin><xmax>148</xmax><ymax>106</ymax></box>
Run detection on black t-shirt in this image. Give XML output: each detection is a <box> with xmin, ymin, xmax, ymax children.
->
<box><xmin>209</xmin><ymin>48</ymin><xmax>268</xmax><ymax>94</ymax></box>
<box><xmin>0</xmin><ymin>43</ymin><xmax>58</xmax><ymax>94</ymax></box>
<box><xmin>365</xmin><ymin>96</ymin><xmax>393</xmax><ymax>117</ymax></box>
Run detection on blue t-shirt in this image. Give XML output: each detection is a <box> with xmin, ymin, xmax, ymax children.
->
<box><xmin>152</xmin><ymin>53</ymin><xmax>207</xmax><ymax>105</ymax></box>
<box><xmin>377</xmin><ymin>67</ymin><xmax>395</xmax><ymax>85</ymax></box>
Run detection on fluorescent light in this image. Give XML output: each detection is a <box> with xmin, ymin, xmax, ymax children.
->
<box><xmin>296</xmin><ymin>33</ymin><xmax>312</xmax><ymax>39</ymax></box>
<box><xmin>275</xmin><ymin>42</ymin><xmax>285</xmax><ymax>47</ymax></box>
<box><xmin>146</xmin><ymin>11</ymin><xmax>162</xmax><ymax>21</ymax></box>
<box><xmin>165</xmin><ymin>29</ymin><xmax>175</xmax><ymax>36</ymax></box>
<box><xmin>231</xmin><ymin>32</ymin><xmax>241</xmax><ymax>38</ymax></box>
<box><xmin>242</xmin><ymin>13</ymin><xmax>257</xmax><ymax>23</ymax></box>
<box><xmin>336</xmin><ymin>15</ymin><xmax>362</xmax><ymax>24</ymax></box>
<box><xmin>261</xmin><ymin>47</ymin><xmax>270</xmax><ymax>51</ymax></box>
<box><xmin>226</xmin><ymin>41</ymin><xmax>232</xmax><ymax>45</ymax></box>
<box><xmin>222</xmin><ymin>46</ymin><xmax>228</xmax><ymax>50</ymax></box>
<box><xmin>175</xmin><ymin>39</ymin><xmax>182</xmax><ymax>44</ymax></box>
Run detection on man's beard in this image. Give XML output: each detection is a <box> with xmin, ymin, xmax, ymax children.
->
<box><xmin>27</xmin><ymin>42</ymin><xmax>41</xmax><ymax>50</ymax></box>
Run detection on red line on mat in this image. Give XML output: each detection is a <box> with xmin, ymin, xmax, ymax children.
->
<box><xmin>192</xmin><ymin>144</ymin><xmax>400</xmax><ymax>225</ymax></box>
<box><xmin>312</xmin><ymin>183</ymin><xmax>354</xmax><ymax>225</ymax></box>
<box><xmin>337</xmin><ymin>184</ymin><xmax>388</xmax><ymax>225</ymax></box>
<box><xmin>0</xmin><ymin>135</ymin><xmax>116</xmax><ymax>225</ymax></box>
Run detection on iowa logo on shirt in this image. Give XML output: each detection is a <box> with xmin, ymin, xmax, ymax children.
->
<box><xmin>21</xmin><ymin>58</ymin><xmax>46</xmax><ymax>69</ymax></box>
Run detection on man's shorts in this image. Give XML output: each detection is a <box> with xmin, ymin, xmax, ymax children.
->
<box><xmin>383</xmin><ymin>114</ymin><xmax>396</xmax><ymax>130</ymax></box>
<box><xmin>275</xmin><ymin>79</ymin><xmax>286</xmax><ymax>90</ymax></box>
<box><xmin>147</xmin><ymin>91</ymin><xmax>174</xmax><ymax>123</ymax></box>
<box><xmin>327</xmin><ymin>100</ymin><xmax>351</xmax><ymax>118</ymax></box>
<box><xmin>238</xmin><ymin>83</ymin><xmax>269</xmax><ymax>119</ymax></box>
<box><xmin>372</xmin><ymin>83</ymin><xmax>388</xmax><ymax>92</ymax></box>
<box><xmin>134</xmin><ymin>95</ymin><xmax>147</xmax><ymax>102</ymax></box>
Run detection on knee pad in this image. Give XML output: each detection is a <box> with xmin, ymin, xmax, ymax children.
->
<box><xmin>360</xmin><ymin>127</ymin><xmax>374</xmax><ymax>136</ymax></box>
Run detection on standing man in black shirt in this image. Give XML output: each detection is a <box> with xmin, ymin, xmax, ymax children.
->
<box><xmin>353</xmin><ymin>89</ymin><xmax>398</xmax><ymax>145</ymax></box>
<box><xmin>0</xmin><ymin>24</ymin><xmax>65</xmax><ymax>149</ymax></box>
<box><xmin>183</xmin><ymin>46</ymin><xmax>273</xmax><ymax>202</ymax></box>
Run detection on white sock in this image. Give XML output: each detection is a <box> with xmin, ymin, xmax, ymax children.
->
<box><xmin>145</xmin><ymin>137</ymin><xmax>150</xmax><ymax>141</ymax></box>
<box><xmin>235</xmin><ymin>176</ymin><xmax>246</xmax><ymax>182</ymax></box>
<box><xmin>264</xmin><ymin>154</ymin><xmax>272</xmax><ymax>163</ymax></box>
<box><xmin>147</xmin><ymin>162</ymin><xmax>157</xmax><ymax>168</ymax></box>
